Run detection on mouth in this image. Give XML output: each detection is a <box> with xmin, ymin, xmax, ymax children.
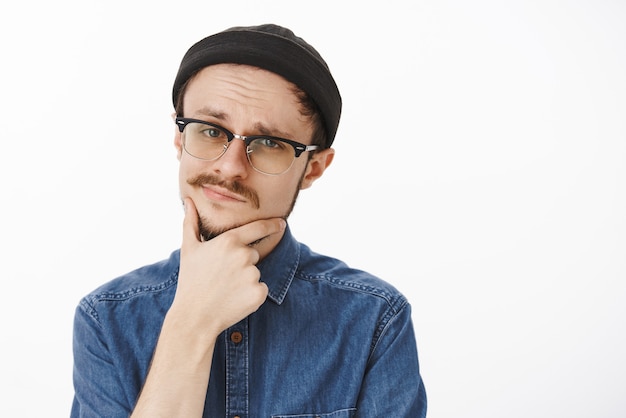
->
<box><xmin>201</xmin><ymin>184</ymin><xmax>247</xmax><ymax>203</ymax></box>
<box><xmin>187</xmin><ymin>174</ymin><xmax>260</xmax><ymax>209</ymax></box>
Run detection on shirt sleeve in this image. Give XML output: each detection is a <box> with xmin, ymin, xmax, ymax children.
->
<box><xmin>71</xmin><ymin>300</ymin><xmax>134</xmax><ymax>418</ymax></box>
<box><xmin>356</xmin><ymin>302</ymin><xmax>427</xmax><ymax>417</ymax></box>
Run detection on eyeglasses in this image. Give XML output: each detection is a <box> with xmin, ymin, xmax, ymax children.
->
<box><xmin>175</xmin><ymin>117</ymin><xmax>319</xmax><ymax>175</ymax></box>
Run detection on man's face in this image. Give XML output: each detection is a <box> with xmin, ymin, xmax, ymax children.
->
<box><xmin>175</xmin><ymin>64</ymin><xmax>332</xmax><ymax>240</ymax></box>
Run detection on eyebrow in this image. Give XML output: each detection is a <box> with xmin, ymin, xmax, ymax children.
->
<box><xmin>193</xmin><ymin>106</ymin><xmax>229</xmax><ymax>122</ymax></box>
<box><xmin>251</xmin><ymin>122</ymin><xmax>293</xmax><ymax>140</ymax></box>
<box><xmin>193</xmin><ymin>106</ymin><xmax>295</xmax><ymax>140</ymax></box>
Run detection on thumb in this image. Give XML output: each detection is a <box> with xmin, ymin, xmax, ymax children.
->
<box><xmin>182</xmin><ymin>197</ymin><xmax>201</xmax><ymax>247</ymax></box>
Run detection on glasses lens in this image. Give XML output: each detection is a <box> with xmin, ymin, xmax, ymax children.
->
<box><xmin>183</xmin><ymin>122</ymin><xmax>228</xmax><ymax>160</ymax></box>
<box><xmin>247</xmin><ymin>138</ymin><xmax>295</xmax><ymax>175</ymax></box>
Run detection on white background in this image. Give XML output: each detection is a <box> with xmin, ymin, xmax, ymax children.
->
<box><xmin>1</xmin><ymin>1</ymin><xmax>625</xmax><ymax>417</ymax></box>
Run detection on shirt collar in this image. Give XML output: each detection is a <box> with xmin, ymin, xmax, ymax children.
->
<box><xmin>257</xmin><ymin>224</ymin><xmax>300</xmax><ymax>305</ymax></box>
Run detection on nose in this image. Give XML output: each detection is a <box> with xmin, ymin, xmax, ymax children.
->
<box><xmin>209</xmin><ymin>137</ymin><xmax>250</xmax><ymax>179</ymax></box>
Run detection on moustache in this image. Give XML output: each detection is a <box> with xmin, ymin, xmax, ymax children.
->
<box><xmin>187</xmin><ymin>174</ymin><xmax>260</xmax><ymax>209</ymax></box>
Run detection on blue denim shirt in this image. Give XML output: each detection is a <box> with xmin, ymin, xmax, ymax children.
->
<box><xmin>71</xmin><ymin>226</ymin><xmax>427</xmax><ymax>417</ymax></box>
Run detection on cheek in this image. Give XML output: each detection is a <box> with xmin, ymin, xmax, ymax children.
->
<box><xmin>178</xmin><ymin>157</ymin><xmax>189</xmax><ymax>179</ymax></box>
<box><xmin>259</xmin><ymin>170</ymin><xmax>304</xmax><ymax>211</ymax></box>
<box><xmin>177</xmin><ymin>156</ymin><xmax>200</xmax><ymax>190</ymax></box>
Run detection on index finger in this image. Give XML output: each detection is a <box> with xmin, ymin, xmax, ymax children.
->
<box><xmin>224</xmin><ymin>217</ymin><xmax>287</xmax><ymax>247</ymax></box>
<box><xmin>182</xmin><ymin>197</ymin><xmax>201</xmax><ymax>248</ymax></box>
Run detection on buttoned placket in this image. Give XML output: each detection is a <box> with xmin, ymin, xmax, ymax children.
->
<box><xmin>225</xmin><ymin>317</ymin><xmax>249</xmax><ymax>418</ymax></box>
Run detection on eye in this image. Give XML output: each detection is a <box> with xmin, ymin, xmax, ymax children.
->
<box><xmin>200</xmin><ymin>127</ymin><xmax>222</xmax><ymax>138</ymax></box>
<box><xmin>257</xmin><ymin>138</ymin><xmax>286</xmax><ymax>150</ymax></box>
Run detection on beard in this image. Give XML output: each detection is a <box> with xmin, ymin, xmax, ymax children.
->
<box><xmin>184</xmin><ymin>171</ymin><xmax>305</xmax><ymax>242</ymax></box>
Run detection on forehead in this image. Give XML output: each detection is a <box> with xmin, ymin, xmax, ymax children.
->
<box><xmin>182</xmin><ymin>64</ymin><xmax>313</xmax><ymax>140</ymax></box>
<box><xmin>184</xmin><ymin>64</ymin><xmax>296</xmax><ymax>113</ymax></box>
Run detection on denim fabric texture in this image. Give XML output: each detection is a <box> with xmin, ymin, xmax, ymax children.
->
<box><xmin>71</xmin><ymin>226</ymin><xmax>427</xmax><ymax>417</ymax></box>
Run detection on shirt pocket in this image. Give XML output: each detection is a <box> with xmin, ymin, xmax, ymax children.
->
<box><xmin>272</xmin><ymin>408</ymin><xmax>356</xmax><ymax>418</ymax></box>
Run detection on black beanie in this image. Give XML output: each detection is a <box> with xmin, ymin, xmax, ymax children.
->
<box><xmin>172</xmin><ymin>24</ymin><xmax>342</xmax><ymax>148</ymax></box>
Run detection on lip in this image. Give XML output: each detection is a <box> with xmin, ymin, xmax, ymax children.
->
<box><xmin>201</xmin><ymin>184</ymin><xmax>247</xmax><ymax>203</ymax></box>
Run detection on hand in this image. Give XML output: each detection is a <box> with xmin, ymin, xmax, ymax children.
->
<box><xmin>171</xmin><ymin>198</ymin><xmax>285</xmax><ymax>339</ymax></box>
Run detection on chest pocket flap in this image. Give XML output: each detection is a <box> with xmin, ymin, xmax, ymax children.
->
<box><xmin>272</xmin><ymin>408</ymin><xmax>356</xmax><ymax>418</ymax></box>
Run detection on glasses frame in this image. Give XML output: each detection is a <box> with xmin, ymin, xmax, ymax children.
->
<box><xmin>175</xmin><ymin>117</ymin><xmax>319</xmax><ymax>175</ymax></box>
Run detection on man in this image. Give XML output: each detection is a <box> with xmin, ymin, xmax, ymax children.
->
<box><xmin>71</xmin><ymin>24</ymin><xmax>427</xmax><ymax>417</ymax></box>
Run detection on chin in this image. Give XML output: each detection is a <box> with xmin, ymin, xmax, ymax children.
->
<box><xmin>198</xmin><ymin>216</ymin><xmax>240</xmax><ymax>242</ymax></box>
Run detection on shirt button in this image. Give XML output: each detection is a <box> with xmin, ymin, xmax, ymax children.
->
<box><xmin>230</xmin><ymin>331</ymin><xmax>243</xmax><ymax>344</ymax></box>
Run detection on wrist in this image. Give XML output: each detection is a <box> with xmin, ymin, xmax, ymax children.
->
<box><xmin>160</xmin><ymin>307</ymin><xmax>221</xmax><ymax>358</ymax></box>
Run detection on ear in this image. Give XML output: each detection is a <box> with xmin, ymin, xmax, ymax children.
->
<box><xmin>300</xmin><ymin>148</ymin><xmax>335</xmax><ymax>190</ymax></box>
<box><xmin>172</xmin><ymin>112</ymin><xmax>183</xmax><ymax>160</ymax></box>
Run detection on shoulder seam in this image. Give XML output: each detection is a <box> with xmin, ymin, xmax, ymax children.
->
<box><xmin>86</xmin><ymin>273</ymin><xmax>178</xmax><ymax>303</ymax></box>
